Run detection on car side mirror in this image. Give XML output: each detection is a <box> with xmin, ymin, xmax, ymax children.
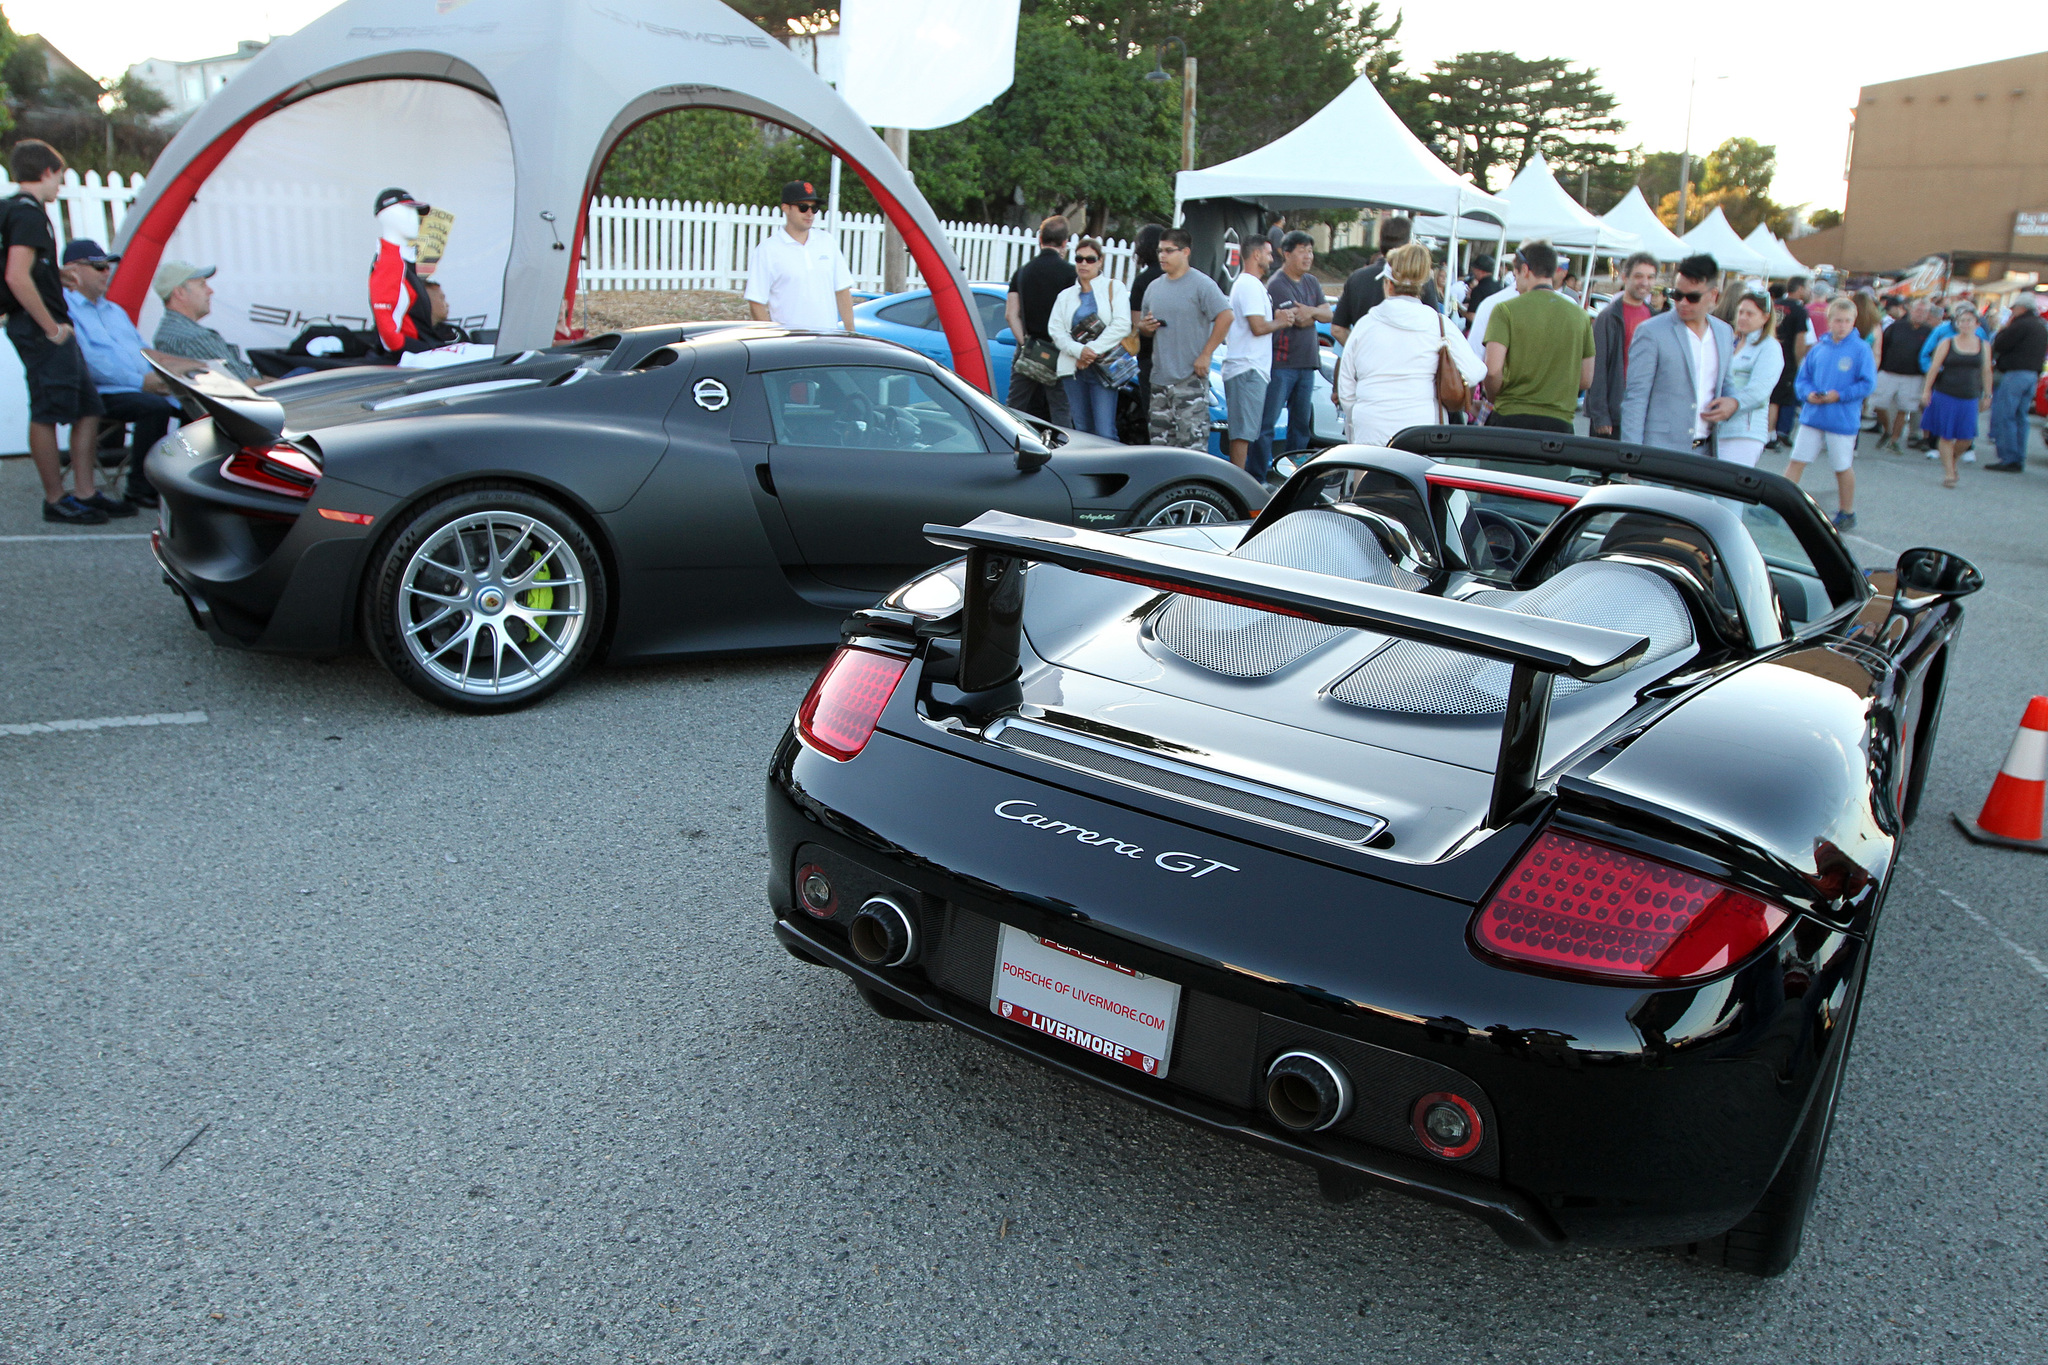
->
<box><xmin>1015</xmin><ymin>431</ymin><xmax>1052</xmax><ymax>472</ymax></box>
<box><xmin>995</xmin><ymin>328</ymin><xmax>1015</xmax><ymax>345</ymax></box>
<box><xmin>1892</xmin><ymin>546</ymin><xmax>1982</xmax><ymax>610</ymax></box>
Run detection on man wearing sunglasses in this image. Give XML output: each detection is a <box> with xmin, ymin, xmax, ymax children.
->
<box><xmin>60</xmin><ymin>239</ymin><xmax>204</xmax><ymax>509</ymax></box>
<box><xmin>1620</xmin><ymin>253</ymin><xmax>1738</xmax><ymax>455</ymax></box>
<box><xmin>745</xmin><ymin>180</ymin><xmax>856</xmax><ymax>334</ymax></box>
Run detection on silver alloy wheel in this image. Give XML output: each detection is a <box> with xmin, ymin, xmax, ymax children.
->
<box><xmin>1144</xmin><ymin>497</ymin><xmax>1227</xmax><ymax>527</ymax></box>
<box><xmin>398</xmin><ymin>511</ymin><xmax>588</xmax><ymax>698</ymax></box>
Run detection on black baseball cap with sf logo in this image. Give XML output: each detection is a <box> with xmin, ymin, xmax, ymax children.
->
<box><xmin>780</xmin><ymin>180</ymin><xmax>821</xmax><ymax>207</ymax></box>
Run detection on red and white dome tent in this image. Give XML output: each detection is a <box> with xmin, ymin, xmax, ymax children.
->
<box><xmin>106</xmin><ymin>0</ymin><xmax>992</xmax><ymax>391</ymax></box>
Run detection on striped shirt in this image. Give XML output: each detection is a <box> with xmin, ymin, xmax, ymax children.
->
<box><xmin>153</xmin><ymin>309</ymin><xmax>259</xmax><ymax>385</ymax></box>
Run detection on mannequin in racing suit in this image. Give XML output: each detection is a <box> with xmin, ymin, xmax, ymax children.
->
<box><xmin>369</xmin><ymin>187</ymin><xmax>439</xmax><ymax>353</ymax></box>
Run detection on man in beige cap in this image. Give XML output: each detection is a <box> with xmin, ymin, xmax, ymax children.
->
<box><xmin>151</xmin><ymin>261</ymin><xmax>262</xmax><ymax>385</ymax></box>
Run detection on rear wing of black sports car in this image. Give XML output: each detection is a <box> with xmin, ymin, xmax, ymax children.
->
<box><xmin>923</xmin><ymin>511</ymin><xmax>1651</xmax><ymax>828</ymax></box>
<box><xmin>149</xmin><ymin>357</ymin><xmax>288</xmax><ymax>452</ymax></box>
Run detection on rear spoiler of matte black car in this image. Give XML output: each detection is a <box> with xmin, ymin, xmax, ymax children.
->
<box><xmin>148</xmin><ymin>356</ymin><xmax>288</xmax><ymax>452</ymax></box>
<box><xmin>923</xmin><ymin>511</ymin><xmax>1651</xmax><ymax>828</ymax></box>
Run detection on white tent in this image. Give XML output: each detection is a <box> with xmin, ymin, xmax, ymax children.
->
<box><xmin>1413</xmin><ymin>154</ymin><xmax>1636</xmax><ymax>253</ymax></box>
<box><xmin>1679</xmin><ymin>207</ymin><xmax>1769</xmax><ymax>275</ymax></box>
<box><xmin>1742</xmin><ymin>223</ymin><xmax>1808</xmax><ymax>279</ymax></box>
<box><xmin>109</xmin><ymin>0</ymin><xmax>992</xmax><ymax>387</ymax></box>
<box><xmin>1599</xmin><ymin>187</ymin><xmax>1689</xmax><ymax>263</ymax></box>
<box><xmin>1174</xmin><ymin>74</ymin><xmax>1509</xmax><ymax>225</ymax></box>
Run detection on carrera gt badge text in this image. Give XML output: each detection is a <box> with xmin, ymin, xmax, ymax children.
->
<box><xmin>993</xmin><ymin>800</ymin><xmax>1239</xmax><ymax>877</ymax></box>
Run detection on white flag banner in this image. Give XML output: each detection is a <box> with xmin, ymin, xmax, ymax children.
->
<box><xmin>837</xmin><ymin>0</ymin><xmax>1020</xmax><ymax>130</ymax></box>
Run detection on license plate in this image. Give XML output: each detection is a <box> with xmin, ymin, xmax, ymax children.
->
<box><xmin>990</xmin><ymin>924</ymin><xmax>1180</xmax><ymax>1078</ymax></box>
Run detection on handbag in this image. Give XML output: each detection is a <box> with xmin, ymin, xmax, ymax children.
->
<box><xmin>1434</xmin><ymin>312</ymin><xmax>1472</xmax><ymax>416</ymax></box>
<box><xmin>1013</xmin><ymin>334</ymin><xmax>1060</xmax><ymax>387</ymax></box>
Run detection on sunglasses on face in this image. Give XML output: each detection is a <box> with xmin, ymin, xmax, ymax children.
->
<box><xmin>790</xmin><ymin>203</ymin><xmax>819</xmax><ymax>213</ymax></box>
<box><xmin>1075</xmin><ymin>254</ymin><xmax>1100</xmax><ymax>265</ymax></box>
<box><xmin>1159</xmin><ymin>244</ymin><xmax>1186</xmax><ymax>254</ymax></box>
<box><xmin>1669</xmin><ymin>289</ymin><xmax>1706</xmax><ymax>304</ymax></box>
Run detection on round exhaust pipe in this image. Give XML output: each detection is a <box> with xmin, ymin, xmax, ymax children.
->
<box><xmin>1265</xmin><ymin>1050</ymin><xmax>1354</xmax><ymax>1132</ymax></box>
<box><xmin>849</xmin><ymin>896</ymin><xmax>919</xmax><ymax>968</ymax></box>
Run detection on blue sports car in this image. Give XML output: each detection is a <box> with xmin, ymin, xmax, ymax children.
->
<box><xmin>853</xmin><ymin>285</ymin><xmax>1343</xmax><ymax>459</ymax></box>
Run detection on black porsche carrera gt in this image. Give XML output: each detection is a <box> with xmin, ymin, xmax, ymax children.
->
<box><xmin>143</xmin><ymin>325</ymin><xmax>1264</xmax><ymax>711</ymax></box>
<box><xmin>766</xmin><ymin>428</ymin><xmax>1983</xmax><ymax>1276</ymax></box>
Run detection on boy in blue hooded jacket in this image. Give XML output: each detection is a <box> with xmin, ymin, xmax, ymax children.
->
<box><xmin>1789</xmin><ymin>296</ymin><xmax>1877</xmax><ymax>530</ymax></box>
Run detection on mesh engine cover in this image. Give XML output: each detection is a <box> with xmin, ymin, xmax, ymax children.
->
<box><xmin>1152</xmin><ymin>510</ymin><xmax>1416</xmax><ymax>678</ymax></box>
<box><xmin>1330</xmin><ymin>560</ymin><xmax>1692</xmax><ymax>716</ymax></box>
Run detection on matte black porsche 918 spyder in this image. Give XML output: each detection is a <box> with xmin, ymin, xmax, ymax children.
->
<box><xmin>766</xmin><ymin>428</ymin><xmax>1984</xmax><ymax>1276</ymax></box>
<box><xmin>143</xmin><ymin>325</ymin><xmax>1264</xmax><ymax>711</ymax></box>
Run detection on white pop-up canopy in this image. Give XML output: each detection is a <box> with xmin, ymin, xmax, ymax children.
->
<box><xmin>109</xmin><ymin>0</ymin><xmax>992</xmax><ymax>387</ymax></box>
<box><xmin>1679</xmin><ymin>207</ymin><xmax>1769</xmax><ymax>275</ymax></box>
<box><xmin>1413</xmin><ymin>153</ymin><xmax>1637</xmax><ymax>253</ymax></box>
<box><xmin>1599</xmin><ymin>187</ymin><xmax>1689</xmax><ymax>262</ymax></box>
<box><xmin>1742</xmin><ymin>223</ymin><xmax>1808</xmax><ymax>279</ymax></box>
<box><xmin>1174</xmin><ymin>73</ymin><xmax>1509</xmax><ymax>224</ymax></box>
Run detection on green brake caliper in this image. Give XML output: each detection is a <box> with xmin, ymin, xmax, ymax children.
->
<box><xmin>521</xmin><ymin>552</ymin><xmax>554</xmax><ymax>643</ymax></box>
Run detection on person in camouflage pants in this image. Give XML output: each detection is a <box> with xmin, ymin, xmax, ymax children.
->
<box><xmin>1148</xmin><ymin>373</ymin><xmax>1210</xmax><ymax>449</ymax></box>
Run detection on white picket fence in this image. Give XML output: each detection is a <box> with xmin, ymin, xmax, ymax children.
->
<box><xmin>10</xmin><ymin>172</ymin><xmax>1123</xmax><ymax>299</ymax></box>
<box><xmin>581</xmin><ymin>197</ymin><xmax>1137</xmax><ymax>292</ymax></box>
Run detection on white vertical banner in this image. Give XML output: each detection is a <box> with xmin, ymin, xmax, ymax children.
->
<box><xmin>837</xmin><ymin>0</ymin><xmax>1021</xmax><ymax>130</ymax></box>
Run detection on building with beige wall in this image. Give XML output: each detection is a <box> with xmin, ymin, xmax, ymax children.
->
<box><xmin>1792</xmin><ymin>50</ymin><xmax>2048</xmax><ymax>276</ymax></box>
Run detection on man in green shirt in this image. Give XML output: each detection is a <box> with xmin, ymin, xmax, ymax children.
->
<box><xmin>1482</xmin><ymin>240</ymin><xmax>1595</xmax><ymax>432</ymax></box>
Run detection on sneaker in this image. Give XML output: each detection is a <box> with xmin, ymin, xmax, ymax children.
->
<box><xmin>1962</xmin><ymin>450</ymin><xmax>1976</xmax><ymax>463</ymax></box>
<box><xmin>43</xmin><ymin>494</ymin><xmax>109</xmax><ymax>525</ymax></box>
<box><xmin>1832</xmin><ymin>511</ymin><xmax>1857</xmax><ymax>532</ymax></box>
<box><xmin>1986</xmin><ymin>461</ymin><xmax>2024</xmax><ymax>473</ymax></box>
<box><xmin>1926</xmin><ymin>448</ymin><xmax>1940</xmax><ymax>460</ymax></box>
<box><xmin>124</xmin><ymin>485</ymin><xmax>160</xmax><ymax>509</ymax></box>
<box><xmin>81</xmin><ymin>491</ymin><xmax>138</xmax><ymax>519</ymax></box>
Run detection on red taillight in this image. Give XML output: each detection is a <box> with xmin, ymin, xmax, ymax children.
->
<box><xmin>219</xmin><ymin>444</ymin><xmax>320</xmax><ymax>499</ymax></box>
<box><xmin>795</xmin><ymin>647</ymin><xmax>908</xmax><ymax>761</ymax></box>
<box><xmin>1473</xmin><ymin>830</ymin><xmax>1789</xmax><ymax>983</ymax></box>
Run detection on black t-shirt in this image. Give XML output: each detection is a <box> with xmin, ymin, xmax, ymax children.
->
<box><xmin>1463</xmin><ymin>275</ymin><xmax>1504</xmax><ymax>319</ymax></box>
<box><xmin>1774</xmin><ymin>299</ymin><xmax>1809</xmax><ymax>364</ymax></box>
<box><xmin>1879</xmin><ymin>320</ymin><xmax>1932</xmax><ymax>375</ymax></box>
<box><xmin>1129</xmin><ymin>263</ymin><xmax>1163</xmax><ymax>367</ymax></box>
<box><xmin>1008</xmin><ymin>248</ymin><xmax>1077</xmax><ymax>342</ymax></box>
<box><xmin>0</xmin><ymin>192</ymin><xmax>64</xmax><ymax>321</ymax></box>
<box><xmin>1333</xmin><ymin>262</ymin><xmax>1439</xmax><ymax>329</ymax></box>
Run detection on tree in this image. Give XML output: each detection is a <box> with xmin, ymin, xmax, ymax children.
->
<box><xmin>1636</xmin><ymin>150</ymin><xmax>1686</xmax><ymax>205</ymax></box>
<box><xmin>1700</xmin><ymin>137</ymin><xmax>1774</xmax><ymax>196</ymax></box>
<box><xmin>1418</xmin><ymin>52</ymin><xmax>1623</xmax><ymax>192</ymax></box>
<box><xmin>109</xmin><ymin>71</ymin><xmax>168</xmax><ymax>124</ymax></box>
<box><xmin>1055</xmin><ymin>0</ymin><xmax>1390</xmax><ymax>168</ymax></box>
<box><xmin>1807</xmin><ymin>208</ymin><xmax>1842</xmax><ymax>231</ymax></box>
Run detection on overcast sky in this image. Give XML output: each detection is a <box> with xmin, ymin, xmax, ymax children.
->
<box><xmin>19</xmin><ymin>1</ymin><xmax>2046</xmax><ymax>212</ymax></box>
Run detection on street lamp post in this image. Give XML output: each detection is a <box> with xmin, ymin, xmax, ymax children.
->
<box><xmin>1676</xmin><ymin>64</ymin><xmax>1728</xmax><ymax>231</ymax></box>
<box><xmin>1143</xmin><ymin>37</ymin><xmax>1197</xmax><ymax>173</ymax></box>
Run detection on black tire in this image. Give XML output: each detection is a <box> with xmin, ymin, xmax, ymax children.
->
<box><xmin>1682</xmin><ymin>1002</ymin><xmax>1857</xmax><ymax>1276</ymax></box>
<box><xmin>1128</xmin><ymin>482</ymin><xmax>1238</xmax><ymax>528</ymax></box>
<box><xmin>363</xmin><ymin>484</ymin><xmax>608</xmax><ymax>713</ymax></box>
<box><xmin>855</xmin><ymin>982</ymin><xmax>930</xmax><ymax>1021</ymax></box>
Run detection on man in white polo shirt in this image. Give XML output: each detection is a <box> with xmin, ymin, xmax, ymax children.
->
<box><xmin>745</xmin><ymin>179</ymin><xmax>856</xmax><ymax>332</ymax></box>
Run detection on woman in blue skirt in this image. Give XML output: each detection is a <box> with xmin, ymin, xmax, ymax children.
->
<box><xmin>1920</xmin><ymin>301</ymin><xmax>1995</xmax><ymax>487</ymax></box>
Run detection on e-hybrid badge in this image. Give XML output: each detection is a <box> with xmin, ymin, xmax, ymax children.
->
<box><xmin>990</xmin><ymin>925</ymin><xmax>1181</xmax><ymax>1077</ymax></box>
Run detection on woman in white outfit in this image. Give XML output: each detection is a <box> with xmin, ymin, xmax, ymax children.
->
<box><xmin>1336</xmin><ymin>242</ymin><xmax>1486</xmax><ymax>446</ymax></box>
<box><xmin>1714</xmin><ymin>291</ymin><xmax>1784</xmax><ymax>469</ymax></box>
<box><xmin>1047</xmin><ymin>237</ymin><xmax>1132</xmax><ymax>439</ymax></box>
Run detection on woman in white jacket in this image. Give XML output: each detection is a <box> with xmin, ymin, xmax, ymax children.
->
<box><xmin>1048</xmin><ymin>237</ymin><xmax>1132</xmax><ymax>439</ymax></box>
<box><xmin>1336</xmin><ymin>242</ymin><xmax>1486</xmax><ymax>446</ymax></box>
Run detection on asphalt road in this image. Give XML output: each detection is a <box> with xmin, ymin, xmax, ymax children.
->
<box><xmin>3</xmin><ymin>431</ymin><xmax>2045</xmax><ymax>1364</ymax></box>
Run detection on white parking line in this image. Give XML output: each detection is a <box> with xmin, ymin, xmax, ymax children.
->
<box><xmin>1903</xmin><ymin>861</ymin><xmax>2048</xmax><ymax>987</ymax></box>
<box><xmin>0</xmin><ymin>710</ymin><xmax>208</xmax><ymax>737</ymax></box>
<box><xmin>0</xmin><ymin>533</ymin><xmax>155</xmax><ymax>543</ymax></box>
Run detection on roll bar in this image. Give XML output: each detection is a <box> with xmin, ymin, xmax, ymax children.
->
<box><xmin>924</xmin><ymin>511</ymin><xmax>1652</xmax><ymax>827</ymax></box>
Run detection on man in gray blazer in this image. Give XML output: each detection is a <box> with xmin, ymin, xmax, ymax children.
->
<box><xmin>1620</xmin><ymin>254</ymin><xmax>1739</xmax><ymax>454</ymax></box>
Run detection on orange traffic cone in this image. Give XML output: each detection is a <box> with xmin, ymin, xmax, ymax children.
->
<box><xmin>1954</xmin><ymin>696</ymin><xmax>2048</xmax><ymax>853</ymax></box>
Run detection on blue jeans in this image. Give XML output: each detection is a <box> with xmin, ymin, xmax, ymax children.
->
<box><xmin>1256</xmin><ymin>365</ymin><xmax>1318</xmax><ymax>479</ymax></box>
<box><xmin>1991</xmin><ymin>369</ymin><xmax>2036</xmax><ymax>468</ymax></box>
<box><xmin>1061</xmin><ymin>374</ymin><xmax>1119</xmax><ymax>439</ymax></box>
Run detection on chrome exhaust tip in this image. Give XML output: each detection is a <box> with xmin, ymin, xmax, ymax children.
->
<box><xmin>848</xmin><ymin>895</ymin><xmax>919</xmax><ymax>968</ymax></box>
<box><xmin>1265</xmin><ymin>1050</ymin><xmax>1354</xmax><ymax>1132</ymax></box>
